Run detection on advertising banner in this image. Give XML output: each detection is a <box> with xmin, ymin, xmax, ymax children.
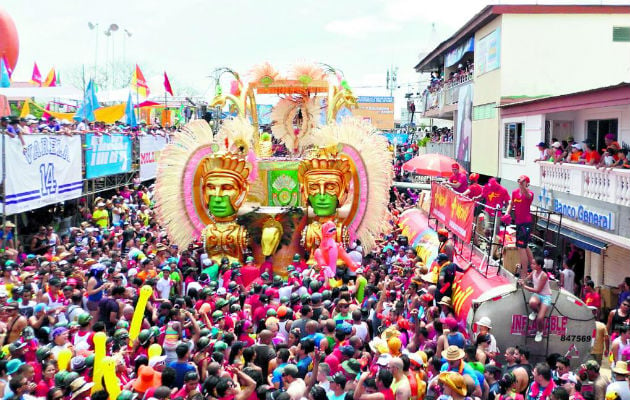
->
<box><xmin>476</xmin><ymin>28</ymin><xmax>501</xmax><ymax>75</ymax></box>
<box><xmin>139</xmin><ymin>135</ymin><xmax>168</xmax><ymax>181</ymax></box>
<box><xmin>1</xmin><ymin>135</ymin><xmax>82</xmax><ymax>214</ymax></box>
<box><xmin>85</xmin><ymin>134</ymin><xmax>132</xmax><ymax>179</ymax></box>
<box><xmin>450</xmin><ymin>267</ymin><xmax>512</xmax><ymax>320</ymax></box>
<box><xmin>353</xmin><ymin>96</ymin><xmax>394</xmax><ymax>130</ymax></box>
<box><xmin>429</xmin><ymin>182</ymin><xmax>475</xmax><ymax>242</ymax></box>
<box><xmin>456</xmin><ymin>84</ymin><xmax>473</xmax><ymax>163</ymax></box>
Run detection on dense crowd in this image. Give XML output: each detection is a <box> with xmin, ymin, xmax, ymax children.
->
<box><xmin>0</xmin><ymin>139</ymin><xmax>624</xmax><ymax>400</ymax></box>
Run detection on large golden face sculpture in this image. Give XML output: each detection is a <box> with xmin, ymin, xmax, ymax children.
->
<box><xmin>199</xmin><ymin>154</ymin><xmax>250</xmax><ymax>219</ymax></box>
<box><xmin>298</xmin><ymin>157</ymin><xmax>351</xmax><ymax>217</ymax></box>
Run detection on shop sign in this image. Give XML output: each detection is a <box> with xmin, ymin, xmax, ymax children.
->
<box><xmin>552</xmin><ymin>198</ymin><xmax>615</xmax><ymax>231</ymax></box>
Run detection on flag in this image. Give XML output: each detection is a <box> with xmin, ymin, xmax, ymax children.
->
<box><xmin>43</xmin><ymin>103</ymin><xmax>51</xmax><ymax>120</ymax></box>
<box><xmin>43</xmin><ymin>68</ymin><xmax>57</xmax><ymax>87</ymax></box>
<box><xmin>31</xmin><ymin>63</ymin><xmax>42</xmax><ymax>86</ymax></box>
<box><xmin>19</xmin><ymin>100</ymin><xmax>30</xmax><ymax>118</ymax></box>
<box><xmin>1</xmin><ymin>56</ymin><xmax>12</xmax><ymax>78</ymax></box>
<box><xmin>0</xmin><ymin>58</ymin><xmax>10</xmax><ymax>88</ymax></box>
<box><xmin>74</xmin><ymin>79</ymin><xmax>100</xmax><ymax>122</ymax></box>
<box><xmin>131</xmin><ymin>64</ymin><xmax>150</xmax><ymax>97</ymax></box>
<box><xmin>163</xmin><ymin>71</ymin><xmax>173</xmax><ymax>96</ymax></box>
<box><xmin>125</xmin><ymin>92</ymin><xmax>137</xmax><ymax>127</ymax></box>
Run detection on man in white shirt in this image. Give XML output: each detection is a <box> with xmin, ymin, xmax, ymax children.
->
<box><xmin>156</xmin><ymin>266</ymin><xmax>173</xmax><ymax>300</ymax></box>
<box><xmin>559</xmin><ymin>259</ymin><xmax>576</xmax><ymax>294</ymax></box>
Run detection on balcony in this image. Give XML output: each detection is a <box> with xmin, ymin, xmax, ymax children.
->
<box><xmin>418</xmin><ymin>141</ymin><xmax>455</xmax><ymax>158</ymax></box>
<box><xmin>539</xmin><ymin>161</ymin><xmax>630</xmax><ymax>207</ymax></box>
<box><xmin>420</xmin><ymin>76</ymin><xmax>473</xmax><ymax>117</ymax></box>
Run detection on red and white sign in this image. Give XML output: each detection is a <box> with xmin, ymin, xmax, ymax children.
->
<box><xmin>429</xmin><ymin>182</ymin><xmax>475</xmax><ymax>242</ymax></box>
<box><xmin>139</xmin><ymin>135</ymin><xmax>168</xmax><ymax>181</ymax></box>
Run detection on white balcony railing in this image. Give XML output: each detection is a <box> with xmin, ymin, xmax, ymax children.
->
<box><xmin>421</xmin><ymin>78</ymin><xmax>473</xmax><ymax>113</ymax></box>
<box><xmin>418</xmin><ymin>142</ymin><xmax>455</xmax><ymax>158</ymax></box>
<box><xmin>540</xmin><ymin>161</ymin><xmax>630</xmax><ymax>207</ymax></box>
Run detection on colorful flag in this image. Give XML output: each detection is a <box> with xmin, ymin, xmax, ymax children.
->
<box><xmin>74</xmin><ymin>79</ymin><xmax>100</xmax><ymax>122</ymax></box>
<box><xmin>131</xmin><ymin>64</ymin><xmax>150</xmax><ymax>97</ymax></box>
<box><xmin>125</xmin><ymin>92</ymin><xmax>137</xmax><ymax>127</ymax></box>
<box><xmin>31</xmin><ymin>63</ymin><xmax>42</xmax><ymax>86</ymax></box>
<box><xmin>43</xmin><ymin>103</ymin><xmax>51</xmax><ymax>120</ymax></box>
<box><xmin>19</xmin><ymin>100</ymin><xmax>30</xmax><ymax>118</ymax></box>
<box><xmin>43</xmin><ymin>68</ymin><xmax>57</xmax><ymax>87</ymax></box>
<box><xmin>163</xmin><ymin>71</ymin><xmax>173</xmax><ymax>96</ymax></box>
<box><xmin>1</xmin><ymin>56</ymin><xmax>12</xmax><ymax>78</ymax></box>
<box><xmin>0</xmin><ymin>59</ymin><xmax>10</xmax><ymax>88</ymax></box>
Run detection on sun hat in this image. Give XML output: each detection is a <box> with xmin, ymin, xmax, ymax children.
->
<box><xmin>613</xmin><ymin>361</ymin><xmax>629</xmax><ymax>375</ymax></box>
<box><xmin>476</xmin><ymin>316</ymin><xmax>492</xmax><ymax>329</ymax></box>
<box><xmin>438</xmin><ymin>297</ymin><xmax>452</xmax><ymax>307</ymax></box>
<box><xmin>438</xmin><ymin>371</ymin><xmax>467</xmax><ymax>396</ymax></box>
<box><xmin>6</xmin><ymin>359</ymin><xmax>24</xmax><ymax>374</ymax></box>
<box><xmin>132</xmin><ymin>365</ymin><xmax>161</xmax><ymax>393</ymax></box>
<box><xmin>341</xmin><ymin>359</ymin><xmax>361</xmax><ymax>376</ymax></box>
<box><xmin>376</xmin><ymin>353</ymin><xmax>393</xmax><ymax>366</ymax></box>
<box><xmin>70</xmin><ymin>376</ymin><xmax>95</xmax><ymax>400</ymax></box>
<box><xmin>442</xmin><ymin>345</ymin><xmax>465</xmax><ymax>361</ymax></box>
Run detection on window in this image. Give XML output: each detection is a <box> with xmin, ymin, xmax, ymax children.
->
<box><xmin>504</xmin><ymin>122</ymin><xmax>524</xmax><ymax>160</ymax></box>
<box><xmin>586</xmin><ymin>119</ymin><xmax>618</xmax><ymax>151</ymax></box>
<box><xmin>473</xmin><ymin>103</ymin><xmax>496</xmax><ymax>120</ymax></box>
<box><xmin>613</xmin><ymin>26</ymin><xmax>630</xmax><ymax>42</ymax></box>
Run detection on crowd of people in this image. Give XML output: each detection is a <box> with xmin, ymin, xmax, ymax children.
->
<box><xmin>423</xmin><ymin>62</ymin><xmax>474</xmax><ymax>97</ymax></box>
<box><xmin>534</xmin><ymin>134</ymin><xmax>629</xmax><ymax>169</ymax></box>
<box><xmin>0</xmin><ymin>134</ymin><xmax>624</xmax><ymax>400</ymax></box>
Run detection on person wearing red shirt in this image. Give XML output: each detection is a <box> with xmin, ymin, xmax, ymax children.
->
<box><xmin>505</xmin><ymin>175</ymin><xmax>534</xmax><ymax>271</ymax></box>
<box><xmin>462</xmin><ymin>173</ymin><xmax>482</xmax><ymax>200</ymax></box>
<box><xmin>583</xmin><ymin>142</ymin><xmax>601</xmax><ymax>165</ymax></box>
<box><xmin>480</xmin><ymin>178</ymin><xmax>511</xmax><ymax>242</ymax></box>
<box><xmin>447</xmin><ymin>163</ymin><xmax>468</xmax><ymax>194</ymax></box>
<box><xmin>583</xmin><ymin>280</ymin><xmax>601</xmax><ymax>309</ymax></box>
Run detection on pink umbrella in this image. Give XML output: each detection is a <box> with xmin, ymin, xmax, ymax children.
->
<box><xmin>402</xmin><ymin>153</ymin><xmax>465</xmax><ymax>177</ymax></box>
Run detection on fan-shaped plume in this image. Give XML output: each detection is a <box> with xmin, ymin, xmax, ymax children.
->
<box><xmin>215</xmin><ymin>117</ymin><xmax>256</xmax><ymax>156</ymax></box>
<box><xmin>271</xmin><ymin>97</ymin><xmax>320</xmax><ymax>153</ymax></box>
<box><xmin>289</xmin><ymin>62</ymin><xmax>326</xmax><ymax>85</ymax></box>
<box><xmin>248</xmin><ymin>62</ymin><xmax>280</xmax><ymax>86</ymax></box>
<box><xmin>303</xmin><ymin>118</ymin><xmax>393</xmax><ymax>251</ymax></box>
<box><xmin>154</xmin><ymin>119</ymin><xmax>215</xmax><ymax>248</ymax></box>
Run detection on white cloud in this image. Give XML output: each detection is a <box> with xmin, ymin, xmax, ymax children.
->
<box><xmin>325</xmin><ymin>15</ymin><xmax>401</xmax><ymax>38</ymax></box>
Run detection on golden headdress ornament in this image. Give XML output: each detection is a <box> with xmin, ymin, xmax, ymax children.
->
<box><xmin>200</xmin><ymin>153</ymin><xmax>250</xmax><ymax>187</ymax></box>
<box><xmin>297</xmin><ymin>152</ymin><xmax>352</xmax><ymax>205</ymax></box>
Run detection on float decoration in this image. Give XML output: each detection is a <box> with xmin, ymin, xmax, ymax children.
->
<box><xmin>155</xmin><ymin>62</ymin><xmax>391</xmax><ymax>270</ymax></box>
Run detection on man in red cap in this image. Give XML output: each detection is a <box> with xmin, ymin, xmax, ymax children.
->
<box><xmin>446</xmin><ymin>163</ymin><xmax>468</xmax><ymax>194</ymax></box>
<box><xmin>505</xmin><ymin>175</ymin><xmax>534</xmax><ymax>270</ymax></box>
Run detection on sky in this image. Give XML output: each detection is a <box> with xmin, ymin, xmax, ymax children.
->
<box><xmin>2</xmin><ymin>0</ymin><xmax>628</xmax><ymax>115</ymax></box>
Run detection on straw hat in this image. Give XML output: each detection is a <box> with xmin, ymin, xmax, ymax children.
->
<box><xmin>613</xmin><ymin>361</ymin><xmax>629</xmax><ymax>376</ymax></box>
<box><xmin>438</xmin><ymin>371</ymin><xmax>467</xmax><ymax>396</ymax></box>
<box><xmin>441</xmin><ymin>345</ymin><xmax>465</xmax><ymax>361</ymax></box>
<box><xmin>438</xmin><ymin>296</ymin><xmax>452</xmax><ymax>307</ymax></box>
<box><xmin>69</xmin><ymin>377</ymin><xmax>94</xmax><ymax>400</ymax></box>
<box><xmin>3</xmin><ymin>222</ymin><xmax>15</xmax><ymax>228</ymax></box>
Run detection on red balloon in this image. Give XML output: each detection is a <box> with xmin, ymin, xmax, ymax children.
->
<box><xmin>0</xmin><ymin>7</ymin><xmax>19</xmax><ymax>71</ymax></box>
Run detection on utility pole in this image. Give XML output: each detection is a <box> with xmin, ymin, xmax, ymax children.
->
<box><xmin>386</xmin><ymin>66</ymin><xmax>398</xmax><ymax>97</ymax></box>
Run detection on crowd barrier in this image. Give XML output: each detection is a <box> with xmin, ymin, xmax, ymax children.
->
<box><xmin>0</xmin><ymin>133</ymin><xmax>170</xmax><ymax>215</ymax></box>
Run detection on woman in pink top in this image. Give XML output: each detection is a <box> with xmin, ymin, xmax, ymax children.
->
<box><xmin>518</xmin><ymin>257</ymin><xmax>552</xmax><ymax>342</ymax></box>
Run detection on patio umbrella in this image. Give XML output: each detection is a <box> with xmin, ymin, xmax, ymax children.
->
<box><xmin>402</xmin><ymin>153</ymin><xmax>465</xmax><ymax>177</ymax></box>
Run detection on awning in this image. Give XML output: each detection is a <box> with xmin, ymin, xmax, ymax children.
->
<box><xmin>536</xmin><ymin>220</ymin><xmax>608</xmax><ymax>254</ymax></box>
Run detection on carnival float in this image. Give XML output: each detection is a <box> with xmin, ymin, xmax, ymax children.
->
<box><xmin>154</xmin><ymin>62</ymin><xmax>393</xmax><ymax>278</ymax></box>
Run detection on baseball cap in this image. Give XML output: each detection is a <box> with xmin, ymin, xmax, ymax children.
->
<box><xmin>327</xmin><ymin>372</ymin><xmax>346</xmax><ymax>385</ymax></box>
<box><xmin>559</xmin><ymin>373</ymin><xmax>577</xmax><ymax>384</ymax></box>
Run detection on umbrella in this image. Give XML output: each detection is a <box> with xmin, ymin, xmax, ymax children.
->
<box><xmin>402</xmin><ymin>153</ymin><xmax>465</xmax><ymax>177</ymax></box>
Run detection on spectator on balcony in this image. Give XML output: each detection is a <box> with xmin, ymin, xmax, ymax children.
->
<box><xmin>567</xmin><ymin>144</ymin><xmax>583</xmax><ymax>163</ymax></box>
<box><xmin>604</xmin><ymin>133</ymin><xmax>621</xmax><ymax>152</ymax></box>
<box><xmin>597</xmin><ymin>147</ymin><xmax>619</xmax><ymax>170</ymax></box>
<box><xmin>446</xmin><ymin>163</ymin><xmax>468</xmax><ymax>194</ymax></box>
<box><xmin>533</xmin><ymin>142</ymin><xmax>552</xmax><ymax>163</ymax></box>
<box><xmin>614</xmin><ymin>149</ymin><xmax>630</xmax><ymax>169</ymax></box>
<box><xmin>550</xmin><ymin>141</ymin><xmax>564</xmax><ymax>163</ymax></box>
<box><xmin>582</xmin><ymin>142</ymin><xmax>601</xmax><ymax>165</ymax></box>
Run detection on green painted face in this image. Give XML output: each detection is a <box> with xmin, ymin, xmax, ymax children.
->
<box><xmin>308</xmin><ymin>193</ymin><xmax>339</xmax><ymax>217</ymax></box>
<box><xmin>208</xmin><ymin>196</ymin><xmax>236</xmax><ymax>218</ymax></box>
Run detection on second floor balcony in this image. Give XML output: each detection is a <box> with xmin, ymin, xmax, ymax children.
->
<box><xmin>539</xmin><ymin>161</ymin><xmax>630</xmax><ymax>207</ymax></box>
<box><xmin>419</xmin><ymin>75</ymin><xmax>473</xmax><ymax>118</ymax></box>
